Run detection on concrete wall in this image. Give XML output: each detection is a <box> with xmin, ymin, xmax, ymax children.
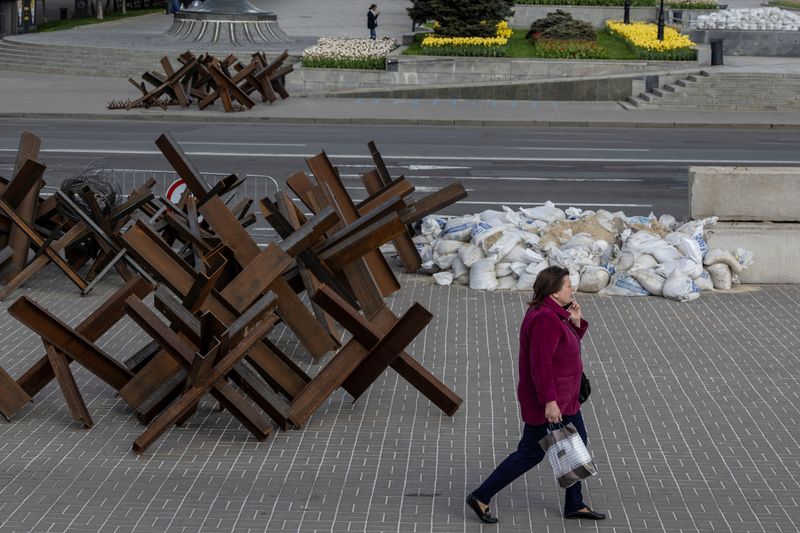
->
<box><xmin>689</xmin><ymin>29</ymin><xmax>800</xmax><ymax>57</ymax></box>
<box><xmin>690</xmin><ymin>166</ymin><xmax>800</xmax><ymax>222</ymax></box>
<box><xmin>325</xmin><ymin>73</ymin><xmax>637</xmax><ymax>100</ymax></box>
<box><xmin>286</xmin><ymin>56</ymin><xmax>697</xmax><ymax>95</ymax></box>
<box><xmin>690</xmin><ymin>166</ymin><xmax>800</xmax><ymax>284</ymax></box>
<box><xmin>706</xmin><ymin>222</ymin><xmax>800</xmax><ymax>284</ymax></box>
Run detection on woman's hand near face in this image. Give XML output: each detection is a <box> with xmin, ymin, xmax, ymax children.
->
<box><xmin>569</xmin><ymin>300</ymin><xmax>582</xmax><ymax>327</ymax></box>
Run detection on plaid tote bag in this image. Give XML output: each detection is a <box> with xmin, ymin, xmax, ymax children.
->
<box><xmin>538</xmin><ymin>422</ymin><xmax>598</xmax><ymax>488</ymax></box>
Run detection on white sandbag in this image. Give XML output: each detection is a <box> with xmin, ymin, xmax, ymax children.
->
<box><xmin>632</xmin><ymin>253</ymin><xmax>658</xmax><ymax>270</ymax></box>
<box><xmin>561</xmin><ymin>233</ymin><xmax>595</xmax><ymax>251</ymax></box>
<box><xmin>470</xmin><ymin>220</ymin><xmax>511</xmax><ymax>246</ymax></box>
<box><xmin>495</xmin><ymin>262</ymin><xmax>513</xmax><ymax>277</ymax></box>
<box><xmin>570</xmin><ymin>271</ymin><xmax>581</xmax><ymax>291</ymax></box>
<box><xmin>482</xmin><ymin>228</ymin><xmax>522</xmax><ymax>259</ymax></box>
<box><xmin>433</xmin><ymin>272</ymin><xmax>453</xmax><ymax>286</ymax></box>
<box><xmin>613</xmin><ymin>249</ymin><xmax>640</xmax><ymax>272</ymax></box>
<box><xmin>420</xmin><ymin>216</ymin><xmax>445</xmax><ymax>240</ymax></box>
<box><xmin>675</xmin><ymin>234</ymin><xmax>703</xmax><ymax>264</ymax></box>
<box><xmin>706</xmin><ymin>263</ymin><xmax>732</xmax><ymax>290</ymax></box>
<box><xmin>522</xmin><ymin>248</ymin><xmax>545</xmax><ymax>264</ymax></box>
<box><xmin>522</xmin><ymin>219</ymin><xmax>549</xmax><ymax>233</ymax></box>
<box><xmin>598</xmin><ymin>273</ymin><xmax>650</xmax><ymax>297</ymax></box>
<box><xmin>578</xmin><ymin>266</ymin><xmax>610</xmax><ymax>293</ymax></box>
<box><xmin>458</xmin><ymin>243</ymin><xmax>484</xmax><ymax>268</ymax></box>
<box><xmin>451</xmin><ymin>257</ymin><xmax>469</xmax><ymax>284</ymax></box>
<box><xmin>500</xmin><ymin>244</ymin><xmax>529</xmax><ymax>264</ymax></box>
<box><xmin>565</xmin><ymin>207</ymin><xmax>584</xmax><ymax>220</ymax></box>
<box><xmin>595</xmin><ymin>209</ymin><xmax>621</xmax><ymax>232</ymax></box>
<box><xmin>659</xmin><ymin>214</ymin><xmax>678</xmax><ymax>230</ymax></box>
<box><xmin>497</xmin><ymin>275</ymin><xmax>517</xmax><ymax>290</ymax></box>
<box><xmin>525</xmin><ymin>260</ymin><xmax>549</xmax><ymax>276</ymax></box>
<box><xmin>704</xmin><ymin>248</ymin><xmax>744</xmax><ymax>275</ymax></box>
<box><xmin>593</xmin><ymin>240</ymin><xmax>613</xmax><ymax>264</ymax></box>
<box><xmin>694</xmin><ymin>270</ymin><xmax>714</xmax><ymax>291</ymax></box>
<box><xmin>662</xmin><ymin>273</ymin><xmax>701</xmax><ymax>302</ymax></box>
<box><xmin>470</xmin><ymin>256</ymin><xmax>499</xmax><ymax>291</ymax></box>
<box><xmin>520</xmin><ymin>201</ymin><xmax>566</xmax><ymax>224</ymax></box>
<box><xmin>668</xmin><ymin>225</ymin><xmax>708</xmax><ymax>261</ymax></box>
<box><xmin>433</xmin><ymin>239</ymin><xmax>464</xmax><ymax>255</ymax></box>
<box><xmin>441</xmin><ymin>214</ymin><xmax>480</xmax><ymax>242</ymax></box>
<box><xmin>510</xmin><ymin>262</ymin><xmax>527</xmax><ymax>277</ymax></box>
<box><xmin>416</xmin><ymin>242</ymin><xmax>433</xmax><ymax>265</ymax></box>
<box><xmin>516</xmin><ymin>231</ymin><xmax>541</xmax><ymax>248</ymax></box>
<box><xmin>626</xmin><ymin>231</ymin><xmax>682</xmax><ymax>263</ymax></box>
<box><xmin>515</xmin><ymin>271</ymin><xmax>537</xmax><ymax>290</ymax></box>
<box><xmin>656</xmin><ymin>258</ymin><xmax>703</xmax><ymax>279</ymax></box>
<box><xmin>736</xmin><ymin>248</ymin><xmax>754</xmax><ymax>270</ymax></box>
<box><xmin>677</xmin><ymin>216</ymin><xmax>718</xmax><ymax>236</ymax></box>
<box><xmin>630</xmin><ymin>268</ymin><xmax>666</xmax><ymax>296</ymax></box>
<box><xmin>480</xmin><ymin>210</ymin><xmax>509</xmax><ymax>223</ymax></box>
<box><xmin>626</xmin><ymin>213</ymin><xmax>656</xmax><ymax>226</ymax></box>
<box><xmin>433</xmin><ymin>251</ymin><xmax>457</xmax><ymax>270</ymax></box>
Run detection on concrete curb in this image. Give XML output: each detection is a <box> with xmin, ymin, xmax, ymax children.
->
<box><xmin>3</xmin><ymin>111</ymin><xmax>800</xmax><ymax>129</ymax></box>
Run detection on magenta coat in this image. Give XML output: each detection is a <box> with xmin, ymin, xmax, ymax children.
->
<box><xmin>517</xmin><ymin>296</ymin><xmax>588</xmax><ymax>426</ymax></box>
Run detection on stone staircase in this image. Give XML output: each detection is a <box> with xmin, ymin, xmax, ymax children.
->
<box><xmin>621</xmin><ymin>71</ymin><xmax>800</xmax><ymax>111</ymax></box>
<box><xmin>0</xmin><ymin>38</ymin><xmax>168</xmax><ymax>77</ymax></box>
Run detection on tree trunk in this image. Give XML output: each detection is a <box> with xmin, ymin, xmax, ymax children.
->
<box><xmin>97</xmin><ymin>0</ymin><xmax>103</xmax><ymax>19</ymax></box>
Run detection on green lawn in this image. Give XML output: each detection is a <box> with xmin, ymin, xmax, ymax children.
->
<box><xmin>37</xmin><ymin>7</ymin><xmax>163</xmax><ymax>32</ymax></box>
<box><xmin>768</xmin><ymin>0</ymin><xmax>800</xmax><ymax>9</ymax></box>
<box><xmin>403</xmin><ymin>29</ymin><xmax>640</xmax><ymax>60</ymax></box>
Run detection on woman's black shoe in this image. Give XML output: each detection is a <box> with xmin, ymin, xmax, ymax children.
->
<box><xmin>466</xmin><ymin>494</ymin><xmax>499</xmax><ymax>524</ymax></box>
<box><xmin>564</xmin><ymin>507</ymin><xmax>606</xmax><ymax>520</ymax></box>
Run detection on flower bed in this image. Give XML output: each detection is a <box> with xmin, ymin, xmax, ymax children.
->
<box><xmin>418</xmin><ymin>21</ymin><xmax>512</xmax><ymax>56</ymax></box>
<box><xmin>530</xmin><ymin>38</ymin><xmax>610</xmax><ymax>58</ymax></box>
<box><xmin>607</xmin><ymin>20</ymin><xmax>697</xmax><ymax>59</ymax></box>
<box><xmin>302</xmin><ymin>37</ymin><xmax>399</xmax><ymax>70</ymax></box>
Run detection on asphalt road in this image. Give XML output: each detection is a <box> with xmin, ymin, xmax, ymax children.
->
<box><xmin>3</xmin><ymin>119</ymin><xmax>800</xmax><ymax>224</ymax></box>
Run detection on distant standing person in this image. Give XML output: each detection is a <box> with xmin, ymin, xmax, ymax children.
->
<box><xmin>367</xmin><ymin>4</ymin><xmax>380</xmax><ymax>40</ymax></box>
<box><xmin>466</xmin><ymin>266</ymin><xmax>606</xmax><ymax>524</ymax></box>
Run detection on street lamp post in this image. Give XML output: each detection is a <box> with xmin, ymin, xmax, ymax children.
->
<box><xmin>657</xmin><ymin>0</ymin><xmax>665</xmax><ymax>40</ymax></box>
<box><xmin>624</xmin><ymin>0</ymin><xmax>631</xmax><ymax>24</ymax></box>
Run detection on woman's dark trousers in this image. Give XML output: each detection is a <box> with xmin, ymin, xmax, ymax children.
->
<box><xmin>471</xmin><ymin>411</ymin><xmax>589</xmax><ymax>513</ymax></box>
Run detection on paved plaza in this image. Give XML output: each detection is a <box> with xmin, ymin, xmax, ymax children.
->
<box><xmin>1</xmin><ymin>265</ymin><xmax>799</xmax><ymax>533</ymax></box>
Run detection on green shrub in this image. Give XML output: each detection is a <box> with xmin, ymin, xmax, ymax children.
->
<box><xmin>417</xmin><ymin>0</ymin><xmax>515</xmax><ymax>37</ymax></box>
<box><xmin>530</xmin><ymin>38</ymin><xmax>610</xmax><ymax>58</ymax></box>
<box><xmin>527</xmin><ymin>10</ymin><xmax>596</xmax><ymax>40</ymax></box>
<box><xmin>301</xmin><ymin>57</ymin><xmax>387</xmax><ymax>70</ymax></box>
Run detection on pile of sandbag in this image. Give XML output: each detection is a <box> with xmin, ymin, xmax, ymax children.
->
<box><xmin>408</xmin><ymin>202</ymin><xmax>753</xmax><ymax>302</ymax></box>
<box><xmin>691</xmin><ymin>8</ymin><xmax>800</xmax><ymax>31</ymax></box>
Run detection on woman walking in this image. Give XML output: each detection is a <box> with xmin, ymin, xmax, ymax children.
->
<box><xmin>466</xmin><ymin>266</ymin><xmax>605</xmax><ymax>523</ymax></box>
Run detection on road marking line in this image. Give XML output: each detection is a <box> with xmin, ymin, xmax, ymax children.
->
<box><xmin>513</xmin><ymin>147</ymin><xmax>650</xmax><ymax>152</ymax></box>
<box><xmin>2</xmin><ymin>148</ymin><xmax>799</xmax><ymax>165</ymax></box>
<box><xmin>339</xmin><ymin>174</ymin><xmax>643</xmax><ymax>182</ymax></box>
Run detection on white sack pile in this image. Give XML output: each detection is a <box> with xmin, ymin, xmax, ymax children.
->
<box><xmin>691</xmin><ymin>8</ymin><xmax>800</xmax><ymax>31</ymax></box>
<box><xmin>408</xmin><ymin>203</ymin><xmax>753</xmax><ymax>302</ymax></box>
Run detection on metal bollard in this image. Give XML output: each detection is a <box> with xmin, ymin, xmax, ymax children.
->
<box><xmin>710</xmin><ymin>38</ymin><xmax>724</xmax><ymax>66</ymax></box>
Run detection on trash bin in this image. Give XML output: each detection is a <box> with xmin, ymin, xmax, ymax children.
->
<box><xmin>710</xmin><ymin>38</ymin><xmax>723</xmax><ymax>66</ymax></box>
<box><xmin>60</xmin><ymin>7</ymin><xmax>68</xmax><ymax>19</ymax></box>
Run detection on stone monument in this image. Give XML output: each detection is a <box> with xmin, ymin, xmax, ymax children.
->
<box><xmin>165</xmin><ymin>0</ymin><xmax>290</xmax><ymax>45</ymax></box>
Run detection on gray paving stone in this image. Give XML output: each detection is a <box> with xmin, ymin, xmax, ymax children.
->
<box><xmin>1</xmin><ymin>267</ymin><xmax>799</xmax><ymax>532</ymax></box>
